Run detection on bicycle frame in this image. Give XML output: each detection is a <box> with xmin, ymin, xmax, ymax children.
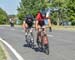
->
<box><xmin>25</xmin><ymin>28</ymin><xmax>34</xmax><ymax>48</ymax></box>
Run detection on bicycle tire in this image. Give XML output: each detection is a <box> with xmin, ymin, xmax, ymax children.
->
<box><xmin>42</xmin><ymin>34</ymin><xmax>49</xmax><ymax>55</ymax></box>
<box><xmin>45</xmin><ymin>44</ymin><xmax>49</xmax><ymax>55</ymax></box>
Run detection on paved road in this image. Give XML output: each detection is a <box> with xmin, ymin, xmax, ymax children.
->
<box><xmin>0</xmin><ymin>26</ymin><xmax>75</xmax><ymax>60</ymax></box>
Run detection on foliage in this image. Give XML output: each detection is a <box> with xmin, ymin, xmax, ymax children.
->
<box><xmin>0</xmin><ymin>8</ymin><xmax>8</xmax><ymax>24</ymax></box>
<box><xmin>71</xmin><ymin>20</ymin><xmax>75</xmax><ymax>25</ymax></box>
<box><xmin>0</xmin><ymin>45</ymin><xmax>6</xmax><ymax>60</ymax></box>
<box><xmin>17</xmin><ymin>0</ymin><xmax>45</xmax><ymax>20</ymax></box>
<box><xmin>17</xmin><ymin>0</ymin><xmax>75</xmax><ymax>25</ymax></box>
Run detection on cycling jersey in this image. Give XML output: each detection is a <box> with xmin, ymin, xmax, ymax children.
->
<box><xmin>25</xmin><ymin>14</ymin><xmax>34</xmax><ymax>28</ymax></box>
<box><xmin>36</xmin><ymin>12</ymin><xmax>45</xmax><ymax>27</ymax></box>
<box><xmin>36</xmin><ymin>12</ymin><xmax>44</xmax><ymax>21</ymax></box>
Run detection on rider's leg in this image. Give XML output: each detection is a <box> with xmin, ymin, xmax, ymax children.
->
<box><xmin>36</xmin><ymin>25</ymin><xmax>41</xmax><ymax>45</ymax></box>
<box><xmin>37</xmin><ymin>25</ymin><xmax>41</xmax><ymax>38</ymax></box>
<box><xmin>30</xmin><ymin>27</ymin><xmax>34</xmax><ymax>40</ymax></box>
<box><xmin>42</xmin><ymin>25</ymin><xmax>46</xmax><ymax>35</ymax></box>
<box><xmin>42</xmin><ymin>25</ymin><xmax>48</xmax><ymax>45</ymax></box>
<box><xmin>48</xmin><ymin>18</ymin><xmax>52</xmax><ymax>32</ymax></box>
<box><xmin>25</xmin><ymin>24</ymin><xmax>28</xmax><ymax>37</ymax></box>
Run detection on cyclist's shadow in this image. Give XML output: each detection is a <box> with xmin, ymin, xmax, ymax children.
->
<box><xmin>34</xmin><ymin>47</ymin><xmax>44</xmax><ymax>52</ymax></box>
<box><xmin>23</xmin><ymin>44</ymin><xmax>32</xmax><ymax>48</ymax></box>
<box><xmin>23</xmin><ymin>43</ymin><xmax>36</xmax><ymax>49</ymax></box>
<box><xmin>23</xmin><ymin>44</ymin><xmax>43</xmax><ymax>52</ymax></box>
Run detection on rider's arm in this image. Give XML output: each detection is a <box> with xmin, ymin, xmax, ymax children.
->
<box><xmin>35</xmin><ymin>20</ymin><xmax>38</xmax><ymax>30</ymax></box>
<box><xmin>22</xmin><ymin>21</ymin><xmax>26</xmax><ymax>30</ymax></box>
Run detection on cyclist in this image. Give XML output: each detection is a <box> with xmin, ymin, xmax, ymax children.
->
<box><xmin>22</xmin><ymin>14</ymin><xmax>34</xmax><ymax>40</ymax></box>
<box><xmin>35</xmin><ymin>7</ymin><xmax>51</xmax><ymax>33</ymax></box>
<box><xmin>35</xmin><ymin>10</ymin><xmax>48</xmax><ymax>46</ymax></box>
<box><xmin>35</xmin><ymin>11</ymin><xmax>45</xmax><ymax>29</ymax></box>
<box><xmin>9</xmin><ymin>18</ymin><xmax>14</xmax><ymax>27</ymax></box>
<box><xmin>35</xmin><ymin>5</ymin><xmax>52</xmax><ymax>43</ymax></box>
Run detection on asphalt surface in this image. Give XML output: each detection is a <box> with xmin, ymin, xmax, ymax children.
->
<box><xmin>0</xmin><ymin>25</ymin><xmax>75</xmax><ymax>60</ymax></box>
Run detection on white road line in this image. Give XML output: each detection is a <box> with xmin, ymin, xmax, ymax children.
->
<box><xmin>48</xmin><ymin>34</ymin><xmax>54</xmax><ymax>37</ymax></box>
<box><xmin>0</xmin><ymin>38</ymin><xmax>24</xmax><ymax>60</ymax></box>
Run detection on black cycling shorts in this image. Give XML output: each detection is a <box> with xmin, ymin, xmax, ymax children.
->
<box><xmin>38</xmin><ymin>20</ymin><xmax>45</xmax><ymax>27</ymax></box>
<box><xmin>26</xmin><ymin>22</ymin><xmax>33</xmax><ymax>28</ymax></box>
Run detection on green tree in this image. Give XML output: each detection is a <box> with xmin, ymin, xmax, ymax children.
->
<box><xmin>17</xmin><ymin>0</ymin><xmax>75</xmax><ymax>25</ymax></box>
<box><xmin>50</xmin><ymin>0</ymin><xmax>67</xmax><ymax>25</ymax></box>
<box><xmin>66</xmin><ymin>0</ymin><xmax>75</xmax><ymax>20</ymax></box>
<box><xmin>0</xmin><ymin>8</ymin><xmax>8</xmax><ymax>24</ymax></box>
<box><xmin>51</xmin><ymin>0</ymin><xmax>75</xmax><ymax>25</ymax></box>
<box><xmin>17</xmin><ymin>0</ymin><xmax>45</xmax><ymax>20</ymax></box>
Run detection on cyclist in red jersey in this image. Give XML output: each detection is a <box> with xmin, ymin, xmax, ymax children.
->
<box><xmin>35</xmin><ymin>11</ymin><xmax>46</xmax><ymax>30</ymax></box>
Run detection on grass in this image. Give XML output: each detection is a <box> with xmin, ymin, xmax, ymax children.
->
<box><xmin>0</xmin><ymin>45</ymin><xmax>6</xmax><ymax>60</ymax></box>
<box><xmin>52</xmin><ymin>25</ymin><xmax>75</xmax><ymax>31</ymax></box>
<box><xmin>0</xmin><ymin>24</ymin><xmax>75</xmax><ymax>31</ymax></box>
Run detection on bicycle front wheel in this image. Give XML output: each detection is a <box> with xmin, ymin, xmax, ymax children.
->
<box><xmin>42</xmin><ymin>35</ymin><xmax>49</xmax><ymax>55</ymax></box>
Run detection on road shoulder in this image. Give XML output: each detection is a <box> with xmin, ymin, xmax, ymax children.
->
<box><xmin>0</xmin><ymin>41</ymin><xmax>12</xmax><ymax>60</ymax></box>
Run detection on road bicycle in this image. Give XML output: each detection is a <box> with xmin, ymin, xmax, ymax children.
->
<box><xmin>25</xmin><ymin>28</ymin><xmax>34</xmax><ymax>49</ymax></box>
<box><xmin>37</xmin><ymin>28</ymin><xmax>49</xmax><ymax>55</ymax></box>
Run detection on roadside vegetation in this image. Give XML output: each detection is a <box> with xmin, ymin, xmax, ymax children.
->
<box><xmin>0</xmin><ymin>45</ymin><xmax>6</xmax><ymax>60</ymax></box>
<box><xmin>17</xmin><ymin>0</ymin><xmax>75</xmax><ymax>26</ymax></box>
<box><xmin>0</xmin><ymin>8</ymin><xmax>8</xmax><ymax>24</ymax></box>
<box><xmin>52</xmin><ymin>25</ymin><xmax>75</xmax><ymax>31</ymax></box>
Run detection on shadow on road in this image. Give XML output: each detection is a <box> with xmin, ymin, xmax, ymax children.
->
<box><xmin>23</xmin><ymin>44</ymin><xmax>31</xmax><ymax>48</ymax></box>
<box><xmin>23</xmin><ymin>44</ymin><xmax>43</xmax><ymax>52</ymax></box>
<box><xmin>34</xmin><ymin>47</ymin><xmax>44</xmax><ymax>52</ymax></box>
